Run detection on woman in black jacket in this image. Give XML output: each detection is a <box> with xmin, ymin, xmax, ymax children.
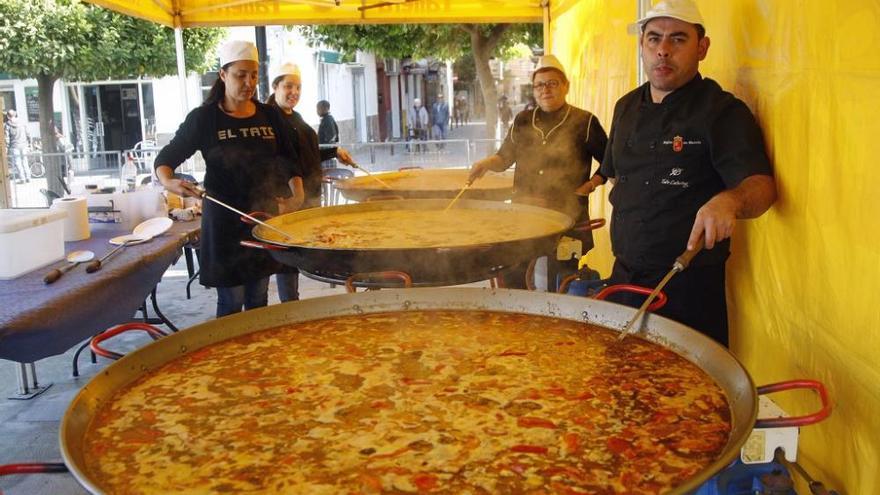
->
<box><xmin>266</xmin><ymin>62</ymin><xmax>355</xmax><ymax>301</ymax></box>
<box><xmin>155</xmin><ymin>41</ymin><xmax>304</xmax><ymax>317</ymax></box>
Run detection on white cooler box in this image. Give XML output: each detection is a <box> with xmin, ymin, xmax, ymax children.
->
<box><xmin>0</xmin><ymin>209</ymin><xmax>68</xmax><ymax>280</ymax></box>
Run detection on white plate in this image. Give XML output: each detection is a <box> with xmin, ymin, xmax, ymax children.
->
<box><xmin>133</xmin><ymin>216</ymin><xmax>173</xmax><ymax>239</ymax></box>
<box><xmin>109</xmin><ymin>234</ymin><xmax>151</xmax><ymax>246</ymax></box>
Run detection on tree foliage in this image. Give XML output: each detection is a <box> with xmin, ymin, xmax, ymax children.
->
<box><xmin>299</xmin><ymin>23</ymin><xmax>540</xmax><ymax>141</ymax></box>
<box><xmin>0</xmin><ymin>0</ymin><xmax>223</xmax><ymax>81</ymax></box>
<box><xmin>299</xmin><ymin>23</ymin><xmax>539</xmax><ymax>62</ymax></box>
<box><xmin>0</xmin><ymin>0</ymin><xmax>223</xmax><ymax>196</ymax></box>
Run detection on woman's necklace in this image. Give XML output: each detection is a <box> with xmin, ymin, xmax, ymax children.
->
<box><xmin>531</xmin><ymin>104</ymin><xmax>571</xmax><ymax>145</ymax></box>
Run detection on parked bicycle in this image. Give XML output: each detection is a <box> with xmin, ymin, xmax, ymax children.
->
<box><xmin>27</xmin><ymin>137</ymin><xmax>46</xmax><ymax>179</ymax></box>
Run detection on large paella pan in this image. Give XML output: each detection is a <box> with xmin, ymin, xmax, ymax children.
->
<box><xmin>59</xmin><ymin>288</ymin><xmax>829</xmax><ymax>494</ymax></box>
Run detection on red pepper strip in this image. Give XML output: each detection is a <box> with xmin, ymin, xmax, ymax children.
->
<box><xmin>510</xmin><ymin>444</ymin><xmax>549</xmax><ymax>454</ymax></box>
<box><xmin>606</xmin><ymin>437</ymin><xmax>630</xmax><ymax>455</ymax></box>
<box><xmin>517</xmin><ymin>416</ymin><xmax>557</xmax><ymax>429</ymax></box>
<box><xmin>562</xmin><ymin>432</ymin><xmax>580</xmax><ymax>453</ymax></box>
<box><xmin>568</xmin><ymin>391</ymin><xmax>595</xmax><ymax>401</ymax></box>
<box><xmin>412</xmin><ymin>473</ymin><xmax>438</xmax><ymax>492</ymax></box>
<box><xmin>544</xmin><ymin>387</ymin><xmax>567</xmax><ymax>396</ymax></box>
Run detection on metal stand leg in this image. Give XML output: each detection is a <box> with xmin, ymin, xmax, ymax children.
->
<box><xmin>8</xmin><ymin>361</ymin><xmax>52</xmax><ymax>400</ymax></box>
<box><xmin>150</xmin><ymin>288</ymin><xmax>178</xmax><ymax>332</ymax></box>
<box><xmin>184</xmin><ymin>246</ymin><xmax>195</xmax><ymax>299</ymax></box>
<box><xmin>71</xmin><ymin>340</ymin><xmax>92</xmax><ymax>377</ymax></box>
<box><xmin>186</xmin><ymin>269</ymin><xmax>200</xmax><ymax>300</ymax></box>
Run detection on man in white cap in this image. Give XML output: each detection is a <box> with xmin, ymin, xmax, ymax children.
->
<box><xmin>599</xmin><ymin>0</ymin><xmax>777</xmax><ymax>346</ymax></box>
<box><xmin>468</xmin><ymin>54</ymin><xmax>608</xmax><ymax>289</ymax></box>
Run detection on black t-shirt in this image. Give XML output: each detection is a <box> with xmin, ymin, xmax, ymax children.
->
<box><xmin>209</xmin><ymin>109</ymin><xmax>294</xmax><ymax>211</ymax></box>
<box><xmin>600</xmin><ymin>74</ymin><xmax>773</xmax><ymax>270</ymax></box>
<box><xmin>155</xmin><ymin>103</ymin><xmax>302</xmax><ymax>287</ymax></box>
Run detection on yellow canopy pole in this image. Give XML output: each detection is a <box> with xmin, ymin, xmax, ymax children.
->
<box><xmin>542</xmin><ymin>0</ymin><xmax>552</xmax><ymax>54</ymax></box>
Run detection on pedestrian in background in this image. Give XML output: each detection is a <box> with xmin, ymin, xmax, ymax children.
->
<box><xmin>409</xmin><ymin>98</ymin><xmax>429</xmax><ymax>153</ymax></box>
<box><xmin>5</xmin><ymin>109</ymin><xmax>31</xmax><ymax>183</ymax></box>
<box><xmin>317</xmin><ymin>100</ymin><xmax>340</xmax><ymax>169</ymax></box>
<box><xmin>431</xmin><ymin>93</ymin><xmax>450</xmax><ymax>149</ymax></box>
<box><xmin>499</xmin><ymin>96</ymin><xmax>513</xmax><ymax>132</ymax></box>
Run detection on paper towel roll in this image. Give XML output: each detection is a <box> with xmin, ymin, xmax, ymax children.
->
<box><xmin>52</xmin><ymin>196</ymin><xmax>91</xmax><ymax>241</ymax></box>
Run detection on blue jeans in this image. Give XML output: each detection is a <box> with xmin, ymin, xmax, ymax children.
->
<box><xmin>215</xmin><ymin>277</ymin><xmax>270</xmax><ymax>317</ymax></box>
<box><xmin>9</xmin><ymin>147</ymin><xmax>29</xmax><ymax>181</ymax></box>
<box><xmin>276</xmin><ymin>271</ymin><xmax>299</xmax><ymax>302</ymax></box>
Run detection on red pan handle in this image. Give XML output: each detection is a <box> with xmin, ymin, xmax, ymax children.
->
<box><xmin>525</xmin><ymin>259</ymin><xmax>538</xmax><ymax>291</ymax></box>
<box><xmin>557</xmin><ymin>273</ymin><xmax>581</xmax><ymax>294</ymax></box>
<box><xmin>593</xmin><ymin>284</ymin><xmax>668</xmax><ymax>312</ymax></box>
<box><xmin>239</xmin><ymin>211</ymin><xmax>274</xmax><ymax>225</ymax></box>
<box><xmin>0</xmin><ymin>463</ymin><xmax>68</xmax><ymax>476</ymax></box>
<box><xmin>571</xmin><ymin>218</ymin><xmax>606</xmax><ymax>232</ymax></box>
<box><xmin>240</xmin><ymin>240</ymin><xmax>287</xmax><ymax>251</ymax></box>
<box><xmin>345</xmin><ymin>271</ymin><xmax>413</xmax><ymax>293</ymax></box>
<box><xmin>754</xmin><ymin>379</ymin><xmax>832</xmax><ymax>428</ymax></box>
<box><xmin>90</xmin><ymin>323</ymin><xmax>168</xmax><ymax>360</ymax></box>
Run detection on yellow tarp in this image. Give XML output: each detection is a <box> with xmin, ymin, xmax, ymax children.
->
<box><xmin>553</xmin><ymin>1</ymin><xmax>880</xmax><ymax>493</ymax></box>
<box><xmin>86</xmin><ymin>0</ymin><xmax>542</xmax><ymax>27</ymax></box>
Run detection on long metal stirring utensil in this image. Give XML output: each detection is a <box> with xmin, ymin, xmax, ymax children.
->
<box><xmin>616</xmin><ymin>239</ymin><xmax>704</xmax><ymax>342</ymax></box>
<box><xmin>349</xmin><ymin>162</ymin><xmax>392</xmax><ymax>189</ymax></box>
<box><xmin>444</xmin><ymin>179</ymin><xmax>473</xmax><ymax>211</ymax></box>
<box><xmin>199</xmin><ymin>192</ymin><xmax>297</xmax><ymax>242</ymax></box>
<box><xmin>351</xmin><ymin>162</ymin><xmax>392</xmax><ymax>189</ymax></box>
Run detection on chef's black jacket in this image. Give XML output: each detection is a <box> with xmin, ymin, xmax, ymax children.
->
<box><xmin>495</xmin><ymin>104</ymin><xmax>607</xmax><ymax>251</ymax></box>
<box><xmin>600</xmin><ymin>74</ymin><xmax>773</xmax><ymax>271</ymax></box>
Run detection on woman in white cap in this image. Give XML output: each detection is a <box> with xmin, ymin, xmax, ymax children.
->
<box><xmin>154</xmin><ymin>40</ymin><xmax>305</xmax><ymax>317</ymax></box>
<box><xmin>265</xmin><ymin>61</ymin><xmax>355</xmax><ymax>301</ymax></box>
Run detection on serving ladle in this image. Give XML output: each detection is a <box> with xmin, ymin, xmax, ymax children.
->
<box><xmin>615</xmin><ymin>238</ymin><xmax>704</xmax><ymax>343</ymax></box>
<box><xmin>43</xmin><ymin>250</ymin><xmax>95</xmax><ymax>284</ymax></box>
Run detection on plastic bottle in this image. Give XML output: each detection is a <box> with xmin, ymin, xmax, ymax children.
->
<box><xmin>121</xmin><ymin>153</ymin><xmax>138</xmax><ymax>192</ymax></box>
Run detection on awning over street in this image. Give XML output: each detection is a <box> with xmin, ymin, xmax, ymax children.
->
<box><xmin>85</xmin><ymin>0</ymin><xmax>543</xmax><ymax>28</ymax></box>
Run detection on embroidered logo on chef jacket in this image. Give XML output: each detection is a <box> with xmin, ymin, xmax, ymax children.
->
<box><xmin>217</xmin><ymin>126</ymin><xmax>276</xmax><ymax>141</ymax></box>
<box><xmin>661</xmin><ymin>167</ymin><xmax>689</xmax><ymax>188</ymax></box>
<box><xmin>664</xmin><ymin>135</ymin><xmax>702</xmax><ymax>152</ymax></box>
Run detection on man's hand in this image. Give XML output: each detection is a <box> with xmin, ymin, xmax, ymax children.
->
<box><xmin>161</xmin><ymin>177</ymin><xmax>202</xmax><ymax>198</ymax></box>
<box><xmin>336</xmin><ymin>147</ymin><xmax>355</xmax><ymax>166</ymax></box>
<box><xmin>687</xmin><ymin>174</ymin><xmax>777</xmax><ymax>249</ymax></box>
<box><xmin>688</xmin><ymin>193</ymin><xmax>738</xmax><ymax>250</ymax></box>
<box><xmin>276</xmin><ymin>195</ymin><xmax>303</xmax><ymax>215</ymax></box>
<box><xmin>468</xmin><ymin>156</ymin><xmax>503</xmax><ymax>183</ymax></box>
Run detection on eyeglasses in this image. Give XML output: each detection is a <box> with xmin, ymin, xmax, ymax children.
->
<box><xmin>533</xmin><ymin>80</ymin><xmax>561</xmax><ymax>91</ymax></box>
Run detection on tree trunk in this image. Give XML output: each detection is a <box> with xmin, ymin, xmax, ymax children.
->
<box><xmin>464</xmin><ymin>25</ymin><xmax>510</xmax><ymax>155</ymax></box>
<box><xmin>37</xmin><ymin>74</ymin><xmax>64</xmax><ymax>197</ymax></box>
